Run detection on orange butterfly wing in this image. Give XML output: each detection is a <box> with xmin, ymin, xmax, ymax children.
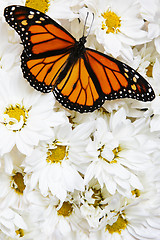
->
<box><xmin>84</xmin><ymin>49</ymin><xmax>155</xmax><ymax>102</ymax></box>
<box><xmin>21</xmin><ymin>51</ymin><xmax>70</xmax><ymax>92</ymax></box>
<box><xmin>4</xmin><ymin>5</ymin><xmax>75</xmax><ymax>56</ymax></box>
<box><xmin>4</xmin><ymin>5</ymin><xmax>75</xmax><ymax>92</ymax></box>
<box><xmin>54</xmin><ymin>57</ymin><xmax>103</xmax><ymax>112</ymax></box>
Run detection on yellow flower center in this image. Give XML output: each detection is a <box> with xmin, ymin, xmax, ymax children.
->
<box><xmin>25</xmin><ymin>0</ymin><xmax>50</xmax><ymax>13</ymax></box>
<box><xmin>101</xmin><ymin>10</ymin><xmax>121</xmax><ymax>34</ymax></box>
<box><xmin>98</xmin><ymin>145</ymin><xmax>121</xmax><ymax>164</ymax></box>
<box><xmin>4</xmin><ymin>104</ymin><xmax>28</xmax><ymax>130</ymax></box>
<box><xmin>112</xmin><ymin>146</ymin><xmax>121</xmax><ymax>163</ymax></box>
<box><xmin>11</xmin><ymin>172</ymin><xmax>26</xmax><ymax>195</ymax></box>
<box><xmin>146</xmin><ymin>63</ymin><xmax>153</xmax><ymax>77</ymax></box>
<box><xmin>57</xmin><ymin>201</ymin><xmax>73</xmax><ymax>217</ymax></box>
<box><xmin>46</xmin><ymin>143</ymin><xmax>67</xmax><ymax>164</ymax></box>
<box><xmin>132</xmin><ymin>188</ymin><xmax>140</xmax><ymax>197</ymax></box>
<box><xmin>106</xmin><ymin>214</ymin><xmax>128</xmax><ymax>234</ymax></box>
<box><xmin>91</xmin><ymin>187</ymin><xmax>104</xmax><ymax>207</ymax></box>
<box><xmin>16</xmin><ymin>228</ymin><xmax>24</xmax><ymax>237</ymax></box>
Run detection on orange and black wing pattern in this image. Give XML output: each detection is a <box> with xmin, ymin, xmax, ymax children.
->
<box><xmin>4</xmin><ymin>6</ymin><xmax>155</xmax><ymax>113</ymax></box>
<box><xmin>54</xmin><ymin>56</ymin><xmax>104</xmax><ymax>112</ymax></box>
<box><xmin>4</xmin><ymin>5</ymin><xmax>75</xmax><ymax>92</ymax></box>
<box><xmin>84</xmin><ymin>49</ymin><xmax>155</xmax><ymax>102</ymax></box>
<box><xmin>4</xmin><ymin>5</ymin><xmax>75</xmax><ymax>56</ymax></box>
<box><xmin>53</xmin><ymin>48</ymin><xmax>155</xmax><ymax>113</ymax></box>
<box><xmin>21</xmin><ymin>51</ymin><xmax>71</xmax><ymax>92</ymax></box>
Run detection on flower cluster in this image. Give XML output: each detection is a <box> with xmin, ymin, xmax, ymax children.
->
<box><xmin>0</xmin><ymin>0</ymin><xmax>160</xmax><ymax>239</ymax></box>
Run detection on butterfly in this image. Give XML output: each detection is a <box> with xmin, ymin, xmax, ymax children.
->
<box><xmin>4</xmin><ymin>5</ymin><xmax>155</xmax><ymax>113</ymax></box>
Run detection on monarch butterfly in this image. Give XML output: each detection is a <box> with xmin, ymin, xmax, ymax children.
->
<box><xmin>4</xmin><ymin>5</ymin><xmax>155</xmax><ymax>113</ymax></box>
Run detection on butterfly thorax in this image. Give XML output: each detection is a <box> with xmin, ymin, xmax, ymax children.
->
<box><xmin>73</xmin><ymin>36</ymin><xmax>87</xmax><ymax>58</ymax></box>
<box><xmin>54</xmin><ymin>36</ymin><xmax>87</xmax><ymax>86</ymax></box>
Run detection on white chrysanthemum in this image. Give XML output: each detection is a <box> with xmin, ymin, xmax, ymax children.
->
<box><xmin>0</xmin><ymin>0</ymin><xmax>160</xmax><ymax>239</ymax></box>
<box><xmin>47</xmin><ymin>0</ymin><xmax>79</xmax><ymax>21</ymax></box>
<box><xmin>139</xmin><ymin>0</ymin><xmax>160</xmax><ymax>54</ymax></box>
<box><xmin>131</xmin><ymin>42</ymin><xmax>159</xmax><ymax>77</ymax></box>
<box><xmin>77</xmin><ymin>0</ymin><xmax>147</xmax><ymax>61</ymax></box>
<box><xmin>0</xmin><ymin>210</ymin><xmax>49</xmax><ymax>240</ymax></box>
<box><xmin>89</xmin><ymin>169</ymin><xmax>160</xmax><ymax>240</ymax></box>
<box><xmin>23</xmin><ymin>122</ymin><xmax>94</xmax><ymax>201</ymax></box>
<box><xmin>84</xmin><ymin>108</ymin><xmax>154</xmax><ymax>196</ymax></box>
<box><xmin>79</xmin><ymin>178</ymin><xmax>123</xmax><ymax>230</ymax></box>
<box><xmin>0</xmin><ymin>68</ymin><xmax>66</xmax><ymax>156</ymax></box>
<box><xmin>0</xmin><ymin>167</ymin><xmax>28</xmax><ymax>210</ymax></box>
<box><xmin>26</xmin><ymin>190</ymin><xmax>84</xmax><ymax>239</ymax></box>
<box><xmin>0</xmin><ymin>207</ymin><xmax>27</xmax><ymax>238</ymax></box>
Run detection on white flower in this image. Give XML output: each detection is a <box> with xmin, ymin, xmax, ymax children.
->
<box><xmin>0</xmin><ymin>0</ymin><xmax>160</xmax><ymax>239</ymax></box>
<box><xmin>79</xmin><ymin>178</ymin><xmax>123</xmax><ymax>230</ymax></box>
<box><xmin>0</xmin><ymin>207</ymin><xmax>27</xmax><ymax>238</ymax></box>
<box><xmin>85</xmin><ymin>108</ymin><xmax>154</xmax><ymax>196</ymax></box>
<box><xmin>0</xmin><ymin>68</ymin><xmax>66</xmax><ymax>156</ymax></box>
<box><xmin>0</xmin><ymin>209</ymin><xmax>49</xmax><ymax>240</ymax></box>
<box><xmin>0</xmin><ymin>166</ymin><xmax>28</xmax><ymax>210</ymax></box>
<box><xmin>47</xmin><ymin>0</ymin><xmax>79</xmax><ymax>21</ymax></box>
<box><xmin>89</xmin><ymin>168</ymin><xmax>160</xmax><ymax>240</ymax></box>
<box><xmin>26</xmin><ymin>190</ymin><xmax>84</xmax><ymax>239</ymax></box>
<box><xmin>77</xmin><ymin>0</ymin><xmax>147</xmax><ymax>61</ymax></box>
<box><xmin>139</xmin><ymin>0</ymin><xmax>160</xmax><ymax>53</ymax></box>
<box><xmin>131</xmin><ymin>42</ymin><xmax>159</xmax><ymax>76</ymax></box>
<box><xmin>23</xmin><ymin>121</ymin><xmax>94</xmax><ymax>201</ymax></box>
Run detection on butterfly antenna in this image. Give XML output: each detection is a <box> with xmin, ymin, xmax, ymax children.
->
<box><xmin>82</xmin><ymin>12</ymin><xmax>94</xmax><ymax>37</ymax></box>
<box><xmin>82</xmin><ymin>12</ymin><xmax>89</xmax><ymax>37</ymax></box>
<box><xmin>86</xmin><ymin>13</ymin><xmax>94</xmax><ymax>37</ymax></box>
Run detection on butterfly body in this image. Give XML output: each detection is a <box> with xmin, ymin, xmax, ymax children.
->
<box><xmin>4</xmin><ymin>5</ymin><xmax>155</xmax><ymax>113</ymax></box>
<box><xmin>56</xmin><ymin>36</ymin><xmax>86</xmax><ymax>80</ymax></box>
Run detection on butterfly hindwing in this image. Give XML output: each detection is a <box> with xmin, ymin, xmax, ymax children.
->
<box><xmin>85</xmin><ymin>49</ymin><xmax>155</xmax><ymax>102</ymax></box>
<box><xmin>4</xmin><ymin>5</ymin><xmax>76</xmax><ymax>57</ymax></box>
<box><xmin>54</xmin><ymin>57</ymin><xmax>106</xmax><ymax>112</ymax></box>
<box><xmin>21</xmin><ymin>51</ymin><xmax>70</xmax><ymax>92</ymax></box>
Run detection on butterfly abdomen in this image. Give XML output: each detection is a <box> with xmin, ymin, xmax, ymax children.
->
<box><xmin>55</xmin><ymin>37</ymin><xmax>87</xmax><ymax>86</ymax></box>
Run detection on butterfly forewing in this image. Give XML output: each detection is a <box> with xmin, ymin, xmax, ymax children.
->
<box><xmin>4</xmin><ymin>5</ymin><xmax>76</xmax><ymax>93</ymax></box>
<box><xmin>4</xmin><ymin>5</ymin><xmax>76</xmax><ymax>57</ymax></box>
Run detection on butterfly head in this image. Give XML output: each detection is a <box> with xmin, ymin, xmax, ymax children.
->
<box><xmin>79</xmin><ymin>36</ymin><xmax>87</xmax><ymax>45</ymax></box>
<box><xmin>72</xmin><ymin>36</ymin><xmax>87</xmax><ymax>58</ymax></box>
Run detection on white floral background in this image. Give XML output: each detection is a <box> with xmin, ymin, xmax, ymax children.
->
<box><xmin>0</xmin><ymin>0</ymin><xmax>160</xmax><ymax>239</ymax></box>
